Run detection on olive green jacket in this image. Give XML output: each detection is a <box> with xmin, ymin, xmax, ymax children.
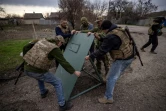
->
<box><xmin>23</xmin><ymin>41</ymin><xmax>75</xmax><ymax>74</ymax></box>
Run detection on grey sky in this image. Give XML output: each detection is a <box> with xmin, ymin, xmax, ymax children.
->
<box><xmin>0</xmin><ymin>0</ymin><xmax>58</xmax><ymax>7</ymax></box>
<box><xmin>1</xmin><ymin>0</ymin><xmax>166</xmax><ymax>11</ymax></box>
<box><xmin>152</xmin><ymin>0</ymin><xmax>166</xmax><ymax>11</ymax></box>
<box><xmin>0</xmin><ymin>0</ymin><xmax>165</xmax><ymax>17</ymax></box>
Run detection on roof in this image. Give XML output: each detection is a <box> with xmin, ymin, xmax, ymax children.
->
<box><xmin>50</xmin><ymin>12</ymin><xmax>59</xmax><ymax>18</ymax></box>
<box><xmin>24</xmin><ymin>13</ymin><xmax>44</xmax><ymax>19</ymax></box>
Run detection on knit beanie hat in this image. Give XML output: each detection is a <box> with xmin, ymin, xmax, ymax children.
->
<box><xmin>101</xmin><ymin>20</ymin><xmax>112</xmax><ymax>30</ymax></box>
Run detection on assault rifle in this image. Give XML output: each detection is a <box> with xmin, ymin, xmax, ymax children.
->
<box><xmin>125</xmin><ymin>26</ymin><xmax>143</xmax><ymax>66</ymax></box>
<box><xmin>14</xmin><ymin>61</ymin><xmax>24</xmax><ymax>85</ymax></box>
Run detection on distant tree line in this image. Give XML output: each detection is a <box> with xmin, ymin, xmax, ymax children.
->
<box><xmin>107</xmin><ymin>0</ymin><xmax>157</xmax><ymax>24</ymax></box>
<box><xmin>58</xmin><ymin>0</ymin><xmax>158</xmax><ymax>28</ymax></box>
<box><xmin>0</xmin><ymin>0</ymin><xmax>159</xmax><ymax>28</ymax></box>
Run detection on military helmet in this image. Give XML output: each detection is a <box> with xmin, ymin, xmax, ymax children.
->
<box><xmin>95</xmin><ymin>16</ymin><xmax>103</xmax><ymax>22</ymax></box>
<box><xmin>81</xmin><ymin>17</ymin><xmax>88</xmax><ymax>22</ymax></box>
<box><xmin>55</xmin><ymin>35</ymin><xmax>65</xmax><ymax>44</ymax></box>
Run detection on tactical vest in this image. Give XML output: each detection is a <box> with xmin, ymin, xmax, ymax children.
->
<box><xmin>58</xmin><ymin>25</ymin><xmax>70</xmax><ymax>43</ymax></box>
<box><xmin>58</xmin><ymin>25</ymin><xmax>70</xmax><ymax>34</ymax></box>
<box><xmin>108</xmin><ymin>28</ymin><xmax>133</xmax><ymax>60</ymax></box>
<box><xmin>148</xmin><ymin>22</ymin><xmax>158</xmax><ymax>35</ymax></box>
<box><xmin>23</xmin><ymin>38</ymin><xmax>58</xmax><ymax>70</ymax></box>
<box><xmin>148</xmin><ymin>22</ymin><xmax>162</xmax><ymax>36</ymax></box>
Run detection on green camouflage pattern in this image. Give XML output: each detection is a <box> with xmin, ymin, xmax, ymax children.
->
<box><xmin>80</xmin><ymin>26</ymin><xmax>110</xmax><ymax>77</ymax></box>
<box><xmin>96</xmin><ymin>53</ymin><xmax>110</xmax><ymax>76</ymax></box>
<box><xmin>93</xmin><ymin>27</ymin><xmax>110</xmax><ymax>77</ymax></box>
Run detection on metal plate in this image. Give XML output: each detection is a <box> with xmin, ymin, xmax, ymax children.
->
<box><xmin>55</xmin><ymin>33</ymin><xmax>94</xmax><ymax>100</ymax></box>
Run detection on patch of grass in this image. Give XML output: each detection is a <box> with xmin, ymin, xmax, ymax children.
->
<box><xmin>0</xmin><ymin>39</ymin><xmax>32</xmax><ymax>74</ymax></box>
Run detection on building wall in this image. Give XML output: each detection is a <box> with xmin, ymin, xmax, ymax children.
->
<box><xmin>23</xmin><ymin>19</ymin><xmax>40</xmax><ymax>24</ymax></box>
<box><xmin>39</xmin><ymin>20</ymin><xmax>59</xmax><ymax>25</ymax></box>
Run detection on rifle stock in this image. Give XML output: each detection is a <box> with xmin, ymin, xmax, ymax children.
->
<box><xmin>15</xmin><ymin>61</ymin><xmax>24</xmax><ymax>85</ymax></box>
<box><xmin>16</xmin><ymin>61</ymin><xmax>24</xmax><ymax>71</ymax></box>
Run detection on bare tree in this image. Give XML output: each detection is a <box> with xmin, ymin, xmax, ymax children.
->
<box><xmin>0</xmin><ymin>6</ymin><xmax>5</xmax><ymax>17</ymax></box>
<box><xmin>116</xmin><ymin>0</ymin><xmax>128</xmax><ymax>19</ymax></box>
<box><xmin>0</xmin><ymin>7</ymin><xmax>5</xmax><ymax>30</ymax></box>
<box><xmin>0</xmin><ymin>7</ymin><xmax>5</xmax><ymax>12</ymax></box>
<box><xmin>107</xmin><ymin>1</ymin><xmax>116</xmax><ymax>19</ymax></box>
<box><xmin>91</xmin><ymin>0</ymin><xmax>108</xmax><ymax>17</ymax></box>
<box><xmin>81</xmin><ymin>1</ymin><xmax>96</xmax><ymax>22</ymax></box>
<box><xmin>5</xmin><ymin>14</ymin><xmax>21</xmax><ymax>19</ymax></box>
<box><xmin>108</xmin><ymin>0</ymin><xmax>128</xmax><ymax>20</ymax></box>
<box><xmin>136</xmin><ymin>0</ymin><xmax>158</xmax><ymax>17</ymax></box>
<box><xmin>58</xmin><ymin>0</ymin><xmax>85</xmax><ymax>29</ymax></box>
<box><xmin>107</xmin><ymin>0</ymin><xmax>158</xmax><ymax>24</ymax></box>
<box><xmin>122</xmin><ymin>2</ymin><xmax>133</xmax><ymax>23</ymax></box>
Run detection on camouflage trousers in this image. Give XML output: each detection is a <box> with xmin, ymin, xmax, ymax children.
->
<box><xmin>96</xmin><ymin>53</ymin><xmax>110</xmax><ymax>76</ymax></box>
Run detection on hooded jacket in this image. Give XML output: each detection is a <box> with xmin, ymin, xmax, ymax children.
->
<box><xmin>90</xmin><ymin>24</ymin><xmax>133</xmax><ymax>60</ymax></box>
<box><xmin>90</xmin><ymin>24</ymin><xmax>121</xmax><ymax>59</ymax></box>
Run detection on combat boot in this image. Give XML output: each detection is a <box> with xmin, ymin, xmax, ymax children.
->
<box><xmin>41</xmin><ymin>89</ymin><xmax>49</xmax><ymax>98</ymax></box>
<box><xmin>150</xmin><ymin>51</ymin><xmax>157</xmax><ymax>54</ymax></box>
<box><xmin>59</xmin><ymin>101</ymin><xmax>73</xmax><ymax>111</ymax></box>
<box><xmin>98</xmin><ymin>97</ymin><xmax>113</xmax><ymax>104</ymax></box>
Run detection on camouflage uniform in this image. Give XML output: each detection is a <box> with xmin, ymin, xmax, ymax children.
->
<box><xmin>80</xmin><ymin>17</ymin><xmax>95</xmax><ymax>62</ymax></box>
<box><xmin>93</xmin><ymin>27</ymin><xmax>110</xmax><ymax>76</ymax></box>
<box><xmin>81</xmin><ymin>16</ymin><xmax>110</xmax><ymax>77</ymax></box>
<box><xmin>80</xmin><ymin>17</ymin><xmax>93</xmax><ymax>31</ymax></box>
<box><xmin>93</xmin><ymin>17</ymin><xmax>110</xmax><ymax>77</ymax></box>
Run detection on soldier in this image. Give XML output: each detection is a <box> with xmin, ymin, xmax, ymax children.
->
<box><xmin>82</xmin><ymin>16</ymin><xmax>110</xmax><ymax>81</ymax></box>
<box><xmin>80</xmin><ymin>17</ymin><xmax>93</xmax><ymax>31</ymax></box>
<box><xmin>85</xmin><ymin>20</ymin><xmax>134</xmax><ymax>104</ymax></box>
<box><xmin>141</xmin><ymin>17</ymin><xmax>165</xmax><ymax>54</ymax></box>
<box><xmin>55</xmin><ymin>19</ymin><xmax>76</xmax><ymax>67</ymax></box>
<box><xmin>55</xmin><ymin>19</ymin><xmax>76</xmax><ymax>51</ymax></box>
<box><xmin>23</xmin><ymin>36</ymin><xmax>81</xmax><ymax>111</ymax></box>
<box><xmin>80</xmin><ymin>17</ymin><xmax>94</xmax><ymax>62</ymax></box>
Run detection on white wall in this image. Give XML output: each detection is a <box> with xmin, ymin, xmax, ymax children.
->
<box><xmin>23</xmin><ymin>19</ymin><xmax>40</xmax><ymax>24</ymax></box>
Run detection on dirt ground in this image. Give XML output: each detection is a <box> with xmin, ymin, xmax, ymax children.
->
<box><xmin>0</xmin><ymin>25</ymin><xmax>166</xmax><ymax>111</ymax></box>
